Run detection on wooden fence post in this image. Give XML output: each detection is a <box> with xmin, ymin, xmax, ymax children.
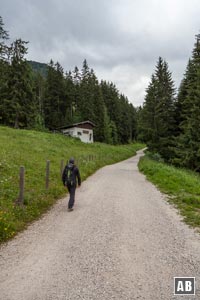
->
<box><xmin>46</xmin><ymin>160</ymin><xmax>50</xmax><ymax>190</ymax></box>
<box><xmin>17</xmin><ymin>166</ymin><xmax>25</xmax><ymax>205</ymax></box>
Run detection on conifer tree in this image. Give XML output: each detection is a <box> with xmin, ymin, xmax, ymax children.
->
<box><xmin>79</xmin><ymin>61</ymin><xmax>105</xmax><ymax>141</ymax></box>
<box><xmin>0</xmin><ymin>16</ymin><xmax>10</xmax><ymax>125</ymax></box>
<box><xmin>103</xmin><ymin>106</ymin><xmax>113</xmax><ymax>144</ymax></box>
<box><xmin>79</xmin><ymin>60</ymin><xmax>95</xmax><ymax>122</ymax></box>
<box><xmin>71</xmin><ymin>66</ymin><xmax>82</xmax><ymax>123</ymax></box>
<box><xmin>140</xmin><ymin>57</ymin><xmax>176</xmax><ymax>160</ymax></box>
<box><xmin>73</xmin><ymin>66</ymin><xmax>81</xmax><ymax>85</ymax></box>
<box><xmin>135</xmin><ymin>106</ymin><xmax>144</xmax><ymax>141</ymax></box>
<box><xmin>44</xmin><ymin>60</ymin><xmax>67</xmax><ymax>129</ymax></box>
<box><xmin>89</xmin><ymin>71</ymin><xmax>105</xmax><ymax>142</ymax></box>
<box><xmin>65</xmin><ymin>70</ymin><xmax>77</xmax><ymax>123</ymax></box>
<box><xmin>33</xmin><ymin>72</ymin><xmax>45</xmax><ymax>130</ymax></box>
<box><xmin>137</xmin><ymin>75</ymin><xmax>158</xmax><ymax>144</ymax></box>
<box><xmin>118</xmin><ymin>95</ymin><xmax>132</xmax><ymax>143</ymax></box>
<box><xmin>128</xmin><ymin>103</ymin><xmax>137</xmax><ymax>141</ymax></box>
<box><xmin>3</xmin><ymin>39</ymin><xmax>36</xmax><ymax>128</ymax></box>
<box><xmin>110</xmin><ymin>120</ymin><xmax>118</xmax><ymax>144</ymax></box>
<box><xmin>174</xmin><ymin>59</ymin><xmax>194</xmax><ymax>136</ymax></box>
<box><xmin>100</xmin><ymin>80</ymin><xmax>121</xmax><ymax>142</ymax></box>
<box><xmin>173</xmin><ymin>35</ymin><xmax>200</xmax><ymax>170</ymax></box>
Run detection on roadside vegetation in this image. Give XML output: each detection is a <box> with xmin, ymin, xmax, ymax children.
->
<box><xmin>0</xmin><ymin>126</ymin><xmax>144</xmax><ymax>243</ymax></box>
<box><xmin>138</xmin><ymin>153</ymin><xmax>200</xmax><ymax>230</ymax></box>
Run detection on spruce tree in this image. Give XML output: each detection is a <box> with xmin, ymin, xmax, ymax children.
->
<box><xmin>79</xmin><ymin>61</ymin><xmax>106</xmax><ymax>141</ymax></box>
<box><xmin>65</xmin><ymin>70</ymin><xmax>77</xmax><ymax>123</ymax></box>
<box><xmin>71</xmin><ymin>66</ymin><xmax>82</xmax><ymax>123</ymax></box>
<box><xmin>100</xmin><ymin>80</ymin><xmax>121</xmax><ymax>143</ymax></box>
<box><xmin>140</xmin><ymin>57</ymin><xmax>176</xmax><ymax>160</ymax></box>
<box><xmin>103</xmin><ymin>106</ymin><xmax>113</xmax><ymax>144</ymax></box>
<box><xmin>128</xmin><ymin>103</ymin><xmax>137</xmax><ymax>141</ymax></box>
<box><xmin>79</xmin><ymin>60</ymin><xmax>95</xmax><ymax>122</ymax></box>
<box><xmin>118</xmin><ymin>95</ymin><xmax>132</xmax><ymax>143</ymax></box>
<box><xmin>139</xmin><ymin>75</ymin><xmax>159</xmax><ymax>144</ymax></box>
<box><xmin>0</xmin><ymin>16</ymin><xmax>10</xmax><ymax>125</ymax></box>
<box><xmin>89</xmin><ymin>71</ymin><xmax>105</xmax><ymax>142</ymax></box>
<box><xmin>3</xmin><ymin>39</ymin><xmax>36</xmax><ymax>128</ymax></box>
<box><xmin>33</xmin><ymin>72</ymin><xmax>45</xmax><ymax>130</ymax></box>
<box><xmin>110</xmin><ymin>120</ymin><xmax>118</xmax><ymax>144</ymax></box>
<box><xmin>174</xmin><ymin>59</ymin><xmax>194</xmax><ymax>135</ymax></box>
<box><xmin>44</xmin><ymin>60</ymin><xmax>67</xmax><ymax>129</ymax></box>
<box><xmin>174</xmin><ymin>35</ymin><xmax>200</xmax><ymax>170</ymax></box>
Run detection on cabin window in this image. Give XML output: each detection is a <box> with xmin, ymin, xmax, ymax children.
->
<box><xmin>83</xmin><ymin>130</ymin><xmax>89</xmax><ymax>134</ymax></box>
<box><xmin>77</xmin><ymin>131</ymin><xmax>82</xmax><ymax>136</ymax></box>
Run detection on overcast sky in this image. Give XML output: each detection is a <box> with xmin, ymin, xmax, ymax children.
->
<box><xmin>1</xmin><ymin>0</ymin><xmax>200</xmax><ymax>106</ymax></box>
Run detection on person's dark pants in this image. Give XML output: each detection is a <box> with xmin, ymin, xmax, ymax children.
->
<box><xmin>67</xmin><ymin>184</ymin><xmax>76</xmax><ymax>209</ymax></box>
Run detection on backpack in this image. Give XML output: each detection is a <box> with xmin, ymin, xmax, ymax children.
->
<box><xmin>65</xmin><ymin>164</ymin><xmax>74</xmax><ymax>186</ymax></box>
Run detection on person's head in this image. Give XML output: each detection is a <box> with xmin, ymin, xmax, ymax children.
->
<box><xmin>69</xmin><ymin>157</ymin><xmax>75</xmax><ymax>165</ymax></box>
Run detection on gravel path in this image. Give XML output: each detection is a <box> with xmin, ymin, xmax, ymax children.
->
<box><xmin>0</xmin><ymin>149</ymin><xmax>200</xmax><ymax>300</ymax></box>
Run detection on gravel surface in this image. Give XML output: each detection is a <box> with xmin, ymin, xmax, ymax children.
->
<box><xmin>0</xmin><ymin>149</ymin><xmax>200</xmax><ymax>300</ymax></box>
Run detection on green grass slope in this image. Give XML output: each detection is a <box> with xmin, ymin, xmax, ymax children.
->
<box><xmin>138</xmin><ymin>155</ymin><xmax>200</xmax><ymax>230</ymax></box>
<box><xmin>0</xmin><ymin>126</ymin><xmax>144</xmax><ymax>242</ymax></box>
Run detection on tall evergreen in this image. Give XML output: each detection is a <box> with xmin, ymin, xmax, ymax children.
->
<box><xmin>79</xmin><ymin>60</ymin><xmax>95</xmax><ymax>122</ymax></box>
<box><xmin>70</xmin><ymin>66</ymin><xmax>82</xmax><ymax>123</ymax></box>
<box><xmin>174</xmin><ymin>60</ymin><xmax>193</xmax><ymax>136</ymax></box>
<box><xmin>0</xmin><ymin>16</ymin><xmax>10</xmax><ymax>125</ymax></box>
<box><xmin>100</xmin><ymin>80</ymin><xmax>120</xmax><ymax>143</ymax></box>
<box><xmin>128</xmin><ymin>102</ymin><xmax>137</xmax><ymax>141</ymax></box>
<box><xmin>173</xmin><ymin>35</ymin><xmax>200</xmax><ymax>170</ymax></box>
<box><xmin>89</xmin><ymin>70</ymin><xmax>105</xmax><ymax>142</ymax></box>
<box><xmin>139</xmin><ymin>75</ymin><xmax>158</xmax><ymax>143</ymax></box>
<box><xmin>65</xmin><ymin>70</ymin><xmax>77</xmax><ymax>123</ymax></box>
<box><xmin>44</xmin><ymin>60</ymin><xmax>66</xmax><ymax>129</ymax></box>
<box><xmin>135</xmin><ymin>106</ymin><xmax>144</xmax><ymax>141</ymax></box>
<box><xmin>2</xmin><ymin>39</ymin><xmax>36</xmax><ymax>128</ymax></box>
<box><xmin>118</xmin><ymin>95</ymin><xmax>132</xmax><ymax>143</ymax></box>
<box><xmin>140</xmin><ymin>57</ymin><xmax>176</xmax><ymax>160</ymax></box>
<box><xmin>78</xmin><ymin>61</ymin><xmax>105</xmax><ymax>141</ymax></box>
<box><xmin>32</xmin><ymin>72</ymin><xmax>45</xmax><ymax>130</ymax></box>
<box><xmin>103</xmin><ymin>106</ymin><xmax>113</xmax><ymax>144</ymax></box>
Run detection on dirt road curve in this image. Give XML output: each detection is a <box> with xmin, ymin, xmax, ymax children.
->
<box><xmin>0</xmin><ymin>149</ymin><xmax>200</xmax><ymax>300</ymax></box>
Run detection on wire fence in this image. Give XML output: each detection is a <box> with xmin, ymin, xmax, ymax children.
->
<box><xmin>16</xmin><ymin>154</ymin><xmax>110</xmax><ymax>206</ymax></box>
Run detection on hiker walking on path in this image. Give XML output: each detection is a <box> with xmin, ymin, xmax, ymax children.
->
<box><xmin>62</xmin><ymin>157</ymin><xmax>81</xmax><ymax>211</ymax></box>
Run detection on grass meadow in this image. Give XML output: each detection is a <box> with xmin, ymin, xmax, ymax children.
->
<box><xmin>138</xmin><ymin>155</ymin><xmax>200</xmax><ymax>230</ymax></box>
<box><xmin>0</xmin><ymin>126</ymin><xmax>144</xmax><ymax>243</ymax></box>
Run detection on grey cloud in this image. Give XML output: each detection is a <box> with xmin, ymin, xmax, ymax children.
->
<box><xmin>1</xmin><ymin>0</ymin><xmax>200</xmax><ymax>106</ymax></box>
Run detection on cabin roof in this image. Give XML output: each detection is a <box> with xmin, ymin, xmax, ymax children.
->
<box><xmin>58</xmin><ymin>120</ymin><xmax>95</xmax><ymax>130</ymax></box>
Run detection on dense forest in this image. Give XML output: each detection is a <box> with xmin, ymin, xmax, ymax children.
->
<box><xmin>1</xmin><ymin>16</ymin><xmax>200</xmax><ymax>171</ymax></box>
<box><xmin>138</xmin><ymin>34</ymin><xmax>200</xmax><ymax>171</ymax></box>
<box><xmin>0</xmin><ymin>16</ymin><xmax>136</xmax><ymax>144</ymax></box>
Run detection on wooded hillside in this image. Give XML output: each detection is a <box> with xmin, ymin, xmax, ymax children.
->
<box><xmin>0</xmin><ymin>16</ymin><xmax>136</xmax><ymax>144</ymax></box>
<box><xmin>138</xmin><ymin>34</ymin><xmax>200</xmax><ymax>171</ymax></box>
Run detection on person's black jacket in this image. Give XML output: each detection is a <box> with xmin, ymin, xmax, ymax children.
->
<box><xmin>62</xmin><ymin>163</ymin><xmax>81</xmax><ymax>187</ymax></box>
